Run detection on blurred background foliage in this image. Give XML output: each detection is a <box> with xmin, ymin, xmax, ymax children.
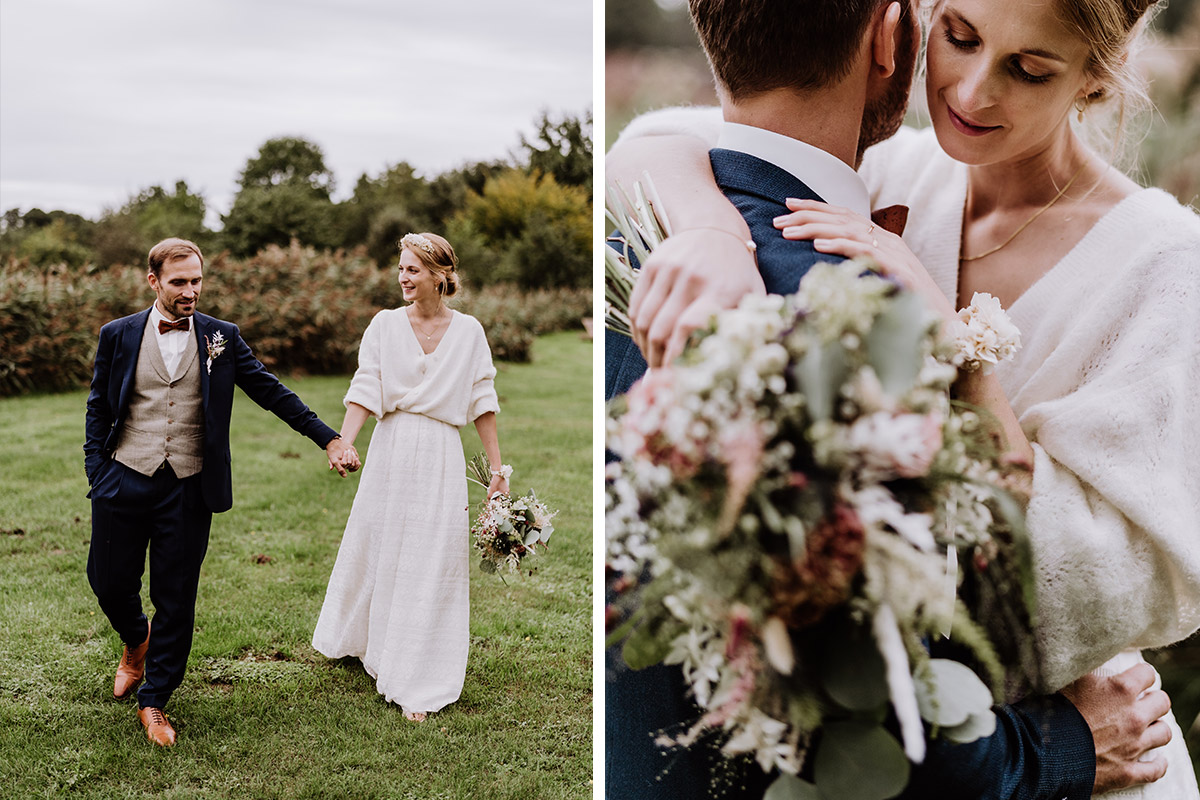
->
<box><xmin>1</xmin><ymin>109</ymin><xmax>591</xmax><ymax>282</ymax></box>
<box><xmin>606</xmin><ymin>0</ymin><xmax>1200</xmax><ymax>778</ymax></box>
<box><xmin>0</xmin><ymin>110</ymin><xmax>592</xmax><ymax>393</ymax></box>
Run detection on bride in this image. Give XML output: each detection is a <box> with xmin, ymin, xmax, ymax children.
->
<box><xmin>312</xmin><ymin>232</ymin><xmax>507</xmax><ymax>721</ymax></box>
<box><xmin>609</xmin><ymin>0</ymin><xmax>1200</xmax><ymax>795</ymax></box>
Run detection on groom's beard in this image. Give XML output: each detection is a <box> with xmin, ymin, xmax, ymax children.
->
<box><xmin>858</xmin><ymin>7</ymin><xmax>919</xmax><ymax>166</ymax></box>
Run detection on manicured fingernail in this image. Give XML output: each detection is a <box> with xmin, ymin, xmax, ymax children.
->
<box><xmin>813</xmin><ymin>239</ymin><xmax>830</xmax><ymax>250</ymax></box>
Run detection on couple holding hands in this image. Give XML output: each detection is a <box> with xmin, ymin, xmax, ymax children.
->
<box><xmin>85</xmin><ymin>232</ymin><xmax>505</xmax><ymax>744</ymax></box>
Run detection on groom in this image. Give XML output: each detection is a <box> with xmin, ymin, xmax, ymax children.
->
<box><xmin>85</xmin><ymin>237</ymin><xmax>354</xmax><ymax>746</ymax></box>
<box><xmin>606</xmin><ymin>1</ymin><xmax>1171</xmax><ymax>798</ymax></box>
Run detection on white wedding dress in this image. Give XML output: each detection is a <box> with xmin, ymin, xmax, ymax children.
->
<box><xmin>313</xmin><ymin>308</ymin><xmax>500</xmax><ymax>714</ymax></box>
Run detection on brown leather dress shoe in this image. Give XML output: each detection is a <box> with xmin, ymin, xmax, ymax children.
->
<box><xmin>114</xmin><ymin>622</ymin><xmax>151</xmax><ymax>699</ymax></box>
<box><xmin>138</xmin><ymin>706</ymin><xmax>176</xmax><ymax>746</ymax></box>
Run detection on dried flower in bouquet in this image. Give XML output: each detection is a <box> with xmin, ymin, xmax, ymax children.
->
<box><xmin>605</xmin><ymin>258</ymin><xmax>1039</xmax><ymax>800</ymax></box>
<box><xmin>468</xmin><ymin>453</ymin><xmax>556</xmax><ymax>577</ymax></box>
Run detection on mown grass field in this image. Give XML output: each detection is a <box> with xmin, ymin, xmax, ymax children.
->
<box><xmin>0</xmin><ymin>331</ymin><xmax>593</xmax><ymax>799</ymax></box>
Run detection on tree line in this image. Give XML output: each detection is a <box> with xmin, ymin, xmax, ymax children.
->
<box><xmin>0</xmin><ymin>110</ymin><xmax>591</xmax><ymax>291</ymax></box>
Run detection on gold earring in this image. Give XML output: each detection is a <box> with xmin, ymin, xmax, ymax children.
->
<box><xmin>1075</xmin><ymin>97</ymin><xmax>1087</xmax><ymax>123</ymax></box>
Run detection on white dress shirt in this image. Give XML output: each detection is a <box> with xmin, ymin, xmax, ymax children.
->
<box><xmin>148</xmin><ymin>304</ymin><xmax>191</xmax><ymax>379</ymax></box>
<box><xmin>715</xmin><ymin>121</ymin><xmax>871</xmax><ymax>218</ymax></box>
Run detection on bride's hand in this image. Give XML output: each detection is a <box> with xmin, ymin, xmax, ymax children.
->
<box><xmin>629</xmin><ymin>229</ymin><xmax>765</xmax><ymax>368</ymax></box>
<box><xmin>486</xmin><ymin>474</ymin><xmax>509</xmax><ymax>499</ymax></box>
<box><xmin>774</xmin><ymin>199</ymin><xmax>957</xmax><ymax>323</ymax></box>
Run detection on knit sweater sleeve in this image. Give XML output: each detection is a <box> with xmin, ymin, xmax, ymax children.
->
<box><xmin>343</xmin><ymin>312</ymin><xmax>385</xmax><ymax>418</ymax></box>
<box><xmin>611</xmin><ymin>105</ymin><xmax>722</xmax><ymax>150</ymax></box>
<box><xmin>466</xmin><ymin>318</ymin><xmax>500</xmax><ymax>422</ymax></box>
<box><xmin>1010</xmin><ymin>192</ymin><xmax>1200</xmax><ymax>689</ymax></box>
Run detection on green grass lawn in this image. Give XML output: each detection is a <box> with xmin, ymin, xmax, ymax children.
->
<box><xmin>0</xmin><ymin>331</ymin><xmax>593</xmax><ymax>800</ymax></box>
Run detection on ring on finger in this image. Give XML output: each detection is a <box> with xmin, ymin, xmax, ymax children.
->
<box><xmin>866</xmin><ymin>223</ymin><xmax>876</xmax><ymax>235</ymax></box>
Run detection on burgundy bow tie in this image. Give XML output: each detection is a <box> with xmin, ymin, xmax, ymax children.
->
<box><xmin>870</xmin><ymin>204</ymin><xmax>909</xmax><ymax>236</ymax></box>
<box><xmin>158</xmin><ymin>318</ymin><xmax>190</xmax><ymax>334</ymax></box>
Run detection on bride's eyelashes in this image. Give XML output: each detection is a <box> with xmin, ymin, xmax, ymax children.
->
<box><xmin>940</xmin><ymin>25</ymin><xmax>1054</xmax><ymax>85</ymax></box>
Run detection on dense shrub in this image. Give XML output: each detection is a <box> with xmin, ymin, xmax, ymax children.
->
<box><xmin>0</xmin><ymin>248</ymin><xmax>591</xmax><ymax>397</ymax></box>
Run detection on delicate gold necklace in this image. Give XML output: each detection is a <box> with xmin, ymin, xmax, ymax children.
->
<box><xmin>410</xmin><ymin>307</ymin><xmax>445</xmax><ymax>340</ymax></box>
<box><xmin>959</xmin><ymin>162</ymin><xmax>1088</xmax><ymax>263</ymax></box>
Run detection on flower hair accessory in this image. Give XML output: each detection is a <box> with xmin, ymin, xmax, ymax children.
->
<box><xmin>204</xmin><ymin>331</ymin><xmax>227</xmax><ymax>375</ymax></box>
<box><xmin>491</xmin><ymin>464</ymin><xmax>513</xmax><ymax>480</ymax></box>
<box><xmin>951</xmin><ymin>292</ymin><xmax>1021</xmax><ymax>374</ymax></box>
<box><xmin>401</xmin><ymin>233</ymin><xmax>436</xmax><ymax>256</ymax></box>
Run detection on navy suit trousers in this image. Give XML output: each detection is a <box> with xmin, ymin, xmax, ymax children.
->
<box><xmin>87</xmin><ymin>461</ymin><xmax>212</xmax><ymax>709</ymax></box>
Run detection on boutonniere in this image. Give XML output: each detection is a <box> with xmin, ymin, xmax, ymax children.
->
<box><xmin>204</xmin><ymin>332</ymin><xmax>227</xmax><ymax>375</ymax></box>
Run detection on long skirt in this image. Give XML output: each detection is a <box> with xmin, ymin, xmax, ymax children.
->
<box><xmin>313</xmin><ymin>410</ymin><xmax>469</xmax><ymax>714</ymax></box>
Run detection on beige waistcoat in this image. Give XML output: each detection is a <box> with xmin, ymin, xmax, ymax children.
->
<box><xmin>112</xmin><ymin>317</ymin><xmax>205</xmax><ymax>478</ymax></box>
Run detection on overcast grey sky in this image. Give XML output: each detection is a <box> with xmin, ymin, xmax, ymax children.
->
<box><xmin>0</xmin><ymin>0</ymin><xmax>592</xmax><ymax>226</ymax></box>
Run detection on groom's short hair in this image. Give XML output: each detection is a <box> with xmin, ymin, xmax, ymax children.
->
<box><xmin>148</xmin><ymin>238</ymin><xmax>204</xmax><ymax>277</ymax></box>
<box><xmin>689</xmin><ymin>0</ymin><xmax>895</xmax><ymax>99</ymax></box>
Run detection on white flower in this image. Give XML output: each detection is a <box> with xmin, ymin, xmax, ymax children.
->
<box><xmin>844</xmin><ymin>410</ymin><xmax>944</xmax><ymax>480</ymax></box>
<box><xmin>400</xmin><ymin>232</ymin><xmax>436</xmax><ymax>255</ymax></box>
<box><xmin>722</xmin><ymin>709</ymin><xmax>798</xmax><ymax>774</ymax></box>
<box><xmin>852</xmin><ymin>485</ymin><xmax>936</xmax><ymax>552</ymax></box>
<box><xmin>952</xmin><ymin>292</ymin><xmax>1021</xmax><ymax>374</ymax></box>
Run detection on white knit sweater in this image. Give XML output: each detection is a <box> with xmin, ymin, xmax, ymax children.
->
<box><xmin>616</xmin><ymin>110</ymin><xmax>1200</xmax><ymax>692</ymax></box>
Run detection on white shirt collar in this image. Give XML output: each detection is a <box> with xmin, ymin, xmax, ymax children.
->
<box><xmin>149</xmin><ymin>303</ymin><xmax>190</xmax><ymax>333</ymax></box>
<box><xmin>716</xmin><ymin>122</ymin><xmax>870</xmax><ymax>218</ymax></box>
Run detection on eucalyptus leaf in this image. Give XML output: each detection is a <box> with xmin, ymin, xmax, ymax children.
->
<box><xmin>524</xmin><ymin>530</ymin><xmax>541</xmax><ymax>547</ymax></box>
<box><xmin>813</xmin><ymin>721</ymin><xmax>910</xmax><ymax>800</ymax></box>
<box><xmin>866</xmin><ymin>292</ymin><xmax>928</xmax><ymax>397</ymax></box>
<box><xmin>943</xmin><ymin>708</ymin><xmax>997</xmax><ymax>743</ymax></box>
<box><xmin>765</xmin><ymin>774</ymin><xmax>822</xmax><ymax>800</ymax></box>
<box><xmin>622</xmin><ymin>623</ymin><xmax>673</xmax><ymax>670</ymax></box>
<box><xmin>479</xmin><ymin>560</ymin><xmax>496</xmax><ymax>574</ymax></box>
<box><xmin>914</xmin><ymin>659</ymin><xmax>994</xmax><ymax>728</ymax></box>
<box><xmin>821</xmin><ymin>626</ymin><xmax>889</xmax><ymax>711</ymax></box>
<box><xmin>794</xmin><ymin>339</ymin><xmax>848</xmax><ymax>421</ymax></box>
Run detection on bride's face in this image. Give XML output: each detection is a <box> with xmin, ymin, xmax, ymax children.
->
<box><xmin>397</xmin><ymin>248</ymin><xmax>440</xmax><ymax>303</ymax></box>
<box><xmin>925</xmin><ymin>0</ymin><xmax>1098</xmax><ymax>166</ymax></box>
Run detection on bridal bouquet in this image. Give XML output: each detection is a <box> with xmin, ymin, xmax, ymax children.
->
<box><xmin>605</xmin><ymin>187</ymin><xmax>1037</xmax><ymax>800</ymax></box>
<box><xmin>468</xmin><ymin>454</ymin><xmax>556</xmax><ymax>576</ymax></box>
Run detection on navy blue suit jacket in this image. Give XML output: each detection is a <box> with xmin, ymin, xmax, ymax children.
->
<box><xmin>605</xmin><ymin>149</ymin><xmax>1094</xmax><ymax>799</ymax></box>
<box><xmin>84</xmin><ymin>309</ymin><xmax>338</xmax><ymax>513</ymax></box>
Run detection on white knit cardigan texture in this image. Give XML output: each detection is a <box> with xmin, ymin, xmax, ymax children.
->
<box><xmin>616</xmin><ymin>109</ymin><xmax>1200</xmax><ymax>692</ymax></box>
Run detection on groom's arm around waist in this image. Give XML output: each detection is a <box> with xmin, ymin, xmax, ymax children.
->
<box><xmin>902</xmin><ymin>693</ymin><xmax>1094</xmax><ymax>800</ymax></box>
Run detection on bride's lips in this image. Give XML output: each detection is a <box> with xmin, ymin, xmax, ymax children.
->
<box><xmin>947</xmin><ymin>106</ymin><xmax>1001</xmax><ymax>137</ymax></box>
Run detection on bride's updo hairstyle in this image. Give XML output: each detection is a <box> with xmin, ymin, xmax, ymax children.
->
<box><xmin>400</xmin><ymin>232</ymin><xmax>460</xmax><ymax>297</ymax></box>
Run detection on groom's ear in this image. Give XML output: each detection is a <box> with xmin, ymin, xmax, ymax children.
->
<box><xmin>871</xmin><ymin>1</ymin><xmax>904</xmax><ymax>79</ymax></box>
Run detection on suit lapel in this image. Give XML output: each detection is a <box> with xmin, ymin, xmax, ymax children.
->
<box><xmin>115</xmin><ymin>310</ymin><xmax>151</xmax><ymax>414</ymax></box>
<box><xmin>193</xmin><ymin>313</ymin><xmax>212</xmax><ymax>410</ymax></box>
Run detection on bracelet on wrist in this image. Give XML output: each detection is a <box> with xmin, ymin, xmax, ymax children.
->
<box><xmin>675</xmin><ymin>227</ymin><xmax>757</xmax><ymax>257</ymax></box>
<box><xmin>951</xmin><ymin>292</ymin><xmax>1021</xmax><ymax>375</ymax></box>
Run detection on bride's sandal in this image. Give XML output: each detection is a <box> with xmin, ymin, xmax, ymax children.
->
<box><xmin>404</xmin><ymin>711</ymin><xmax>427</xmax><ymax>722</ymax></box>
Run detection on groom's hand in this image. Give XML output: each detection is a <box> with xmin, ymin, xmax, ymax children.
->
<box><xmin>630</xmin><ymin>229</ymin><xmax>764</xmax><ymax>368</ymax></box>
<box><xmin>1061</xmin><ymin>664</ymin><xmax>1173</xmax><ymax>793</ymax></box>
<box><xmin>325</xmin><ymin>438</ymin><xmax>357</xmax><ymax>477</ymax></box>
